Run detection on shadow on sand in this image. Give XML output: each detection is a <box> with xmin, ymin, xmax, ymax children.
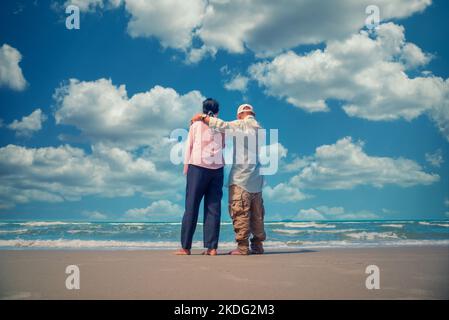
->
<box><xmin>212</xmin><ymin>249</ymin><xmax>317</xmax><ymax>256</ymax></box>
<box><xmin>262</xmin><ymin>249</ymin><xmax>317</xmax><ymax>255</ymax></box>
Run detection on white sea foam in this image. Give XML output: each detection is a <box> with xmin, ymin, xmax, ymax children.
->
<box><xmin>119</xmin><ymin>225</ymin><xmax>145</xmax><ymax>230</ymax></box>
<box><xmin>0</xmin><ymin>239</ymin><xmax>185</xmax><ymax>249</ymax></box>
<box><xmin>109</xmin><ymin>223</ymin><xmax>147</xmax><ymax>226</ymax></box>
<box><xmin>273</xmin><ymin>228</ymin><xmax>357</xmax><ymax>235</ymax></box>
<box><xmin>418</xmin><ymin>221</ymin><xmax>449</xmax><ymax>227</ymax></box>
<box><xmin>345</xmin><ymin>231</ymin><xmax>400</xmax><ymax>240</ymax></box>
<box><xmin>306</xmin><ymin>228</ymin><xmax>359</xmax><ymax>234</ymax></box>
<box><xmin>66</xmin><ymin>229</ymin><xmax>97</xmax><ymax>234</ymax></box>
<box><xmin>0</xmin><ymin>229</ymin><xmax>29</xmax><ymax>234</ymax></box>
<box><xmin>380</xmin><ymin>224</ymin><xmax>404</xmax><ymax>228</ymax></box>
<box><xmin>283</xmin><ymin>222</ymin><xmax>336</xmax><ymax>228</ymax></box>
<box><xmin>0</xmin><ymin>239</ymin><xmax>285</xmax><ymax>250</ymax></box>
<box><xmin>264</xmin><ymin>222</ymin><xmax>287</xmax><ymax>225</ymax></box>
<box><xmin>336</xmin><ymin>221</ymin><xmax>369</xmax><ymax>224</ymax></box>
<box><xmin>0</xmin><ymin>238</ymin><xmax>448</xmax><ymax>249</ymax></box>
<box><xmin>272</xmin><ymin>229</ymin><xmax>302</xmax><ymax>235</ymax></box>
<box><xmin>19</xmin><ymin>221</ymin><xmax>91</xmax><ymax>227</ymax></box>
<box><xmin>284</xmin><ymin>239</ymin><xmax>449</xmax><ymax>248</ymax></box>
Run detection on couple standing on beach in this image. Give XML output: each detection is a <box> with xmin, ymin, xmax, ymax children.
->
<box><xmin>174</xmin><ymin>98</ymin><xmax>266</xmax><ymax>256</ymax></box>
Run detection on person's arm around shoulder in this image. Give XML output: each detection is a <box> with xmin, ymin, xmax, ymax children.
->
<box><xmin>191</xmin><ymin>113</ymin><xmax>242</xmax><ymax>133</ymax></box>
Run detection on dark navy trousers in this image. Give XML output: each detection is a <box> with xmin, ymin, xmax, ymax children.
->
<box><xmin>181</xmin><ymin>164</ymin><xmax>224</xmax><ymax>249</ymax></box>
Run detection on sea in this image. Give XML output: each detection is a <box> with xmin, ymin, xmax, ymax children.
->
<box><xmin>0</xmin><ymin>220</ymin><xmax>448</xmax><ymax>250</ymax></box>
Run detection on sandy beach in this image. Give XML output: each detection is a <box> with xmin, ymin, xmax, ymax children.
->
<box><xmin>0</xmin><ymin>246</ymin><xmax>448</xmax><ymax>299</ymax></box>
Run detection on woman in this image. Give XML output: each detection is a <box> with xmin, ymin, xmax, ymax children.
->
<box><xmin>174</xmin><ymin>98</ymin><xmax>225</xmax><ymax>256</ymax></box>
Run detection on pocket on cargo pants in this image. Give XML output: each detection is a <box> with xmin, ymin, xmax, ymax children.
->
<box><xmin>228</xmin><ymin>185</ymin><xmax>251</xmax><ymax>244</ymax></box>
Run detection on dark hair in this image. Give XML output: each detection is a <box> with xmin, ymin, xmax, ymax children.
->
<box><xmin>202</xmin><ymin>98</ymin><xmax>219</xmax><ymax>116</ymax></box>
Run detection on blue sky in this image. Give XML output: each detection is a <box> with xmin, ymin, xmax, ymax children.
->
<box><xmin>0</xmin><ymin>0</ymin><xmax>448</xmax><ymax>222</ymax></box>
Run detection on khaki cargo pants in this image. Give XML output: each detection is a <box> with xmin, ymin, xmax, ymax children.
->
<box><xmin>228</xmin><ymin>184</ymin><xmax>266</xmax><ymax>254</ymax></box>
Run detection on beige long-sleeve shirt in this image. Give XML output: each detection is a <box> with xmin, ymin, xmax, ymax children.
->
<box><xmin>208</xmin><ymin>115</ymin><xmax>264</xmax><ymax>193</ymax></box>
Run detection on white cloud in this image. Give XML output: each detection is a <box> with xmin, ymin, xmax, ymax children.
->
<box><xmin>124</xmin><ymin>200</ymin><xmax>183</xmax><ymax>221</ymax></box>
<box><xmin>0</xmin><ymin>77</ymin><xmax>206</xmax><ymax>209</ymax></box>
<box><xmin>400</xmin><ymin>43</ymin><xmax>432</xmax><ymax>69</ymax></box>
<box><xmin>7</xmin><ymin>108</ymin><xmax>47</xmax><ymax>137</ymax></box>
<box><xmin>224</xmin><ymin>74</ymin><xmax>249</xmax><ymax>92</ymax></box>
<box><xmin>65</xmin><ymin>0</ymin><xmax>207</xmax><ymax>54</ymax></box>
<box><xmin>283</xmin><ymin>156</ymin><xmax>310</xmax><ymax>173</ymax></box>
<box><xmin>196</xmin><ymin>0</ymin><xmax>430</xmax><ymax>57</ymax></box>
<box><xmin>74</xmin><ymin>1</ymin><xmax>430</xmax><ymax>60</ymax></box>
<box><xmin>425</xmin><ymin>149</ymin><xmax>444</xmax><ymax>167</ymax></box>
<box><xmin>54</xmin><ymin>78</ymin><xmax>204</xmax><ymax>149</ymax></box>
<box><xmin>0</xmin><ymin>44</ymin><xmax>27</xmax><ymax>91</ymax></box>
<box><xmin>82</xmin><ymin>210</ymin><xmax>108</xmax><ymax>220</ymax></box>
<box><xmin>428</xmin><ymin>101</ymin><xmax>449</xmax><ymax>143</ymax></box>
<box><xmin>290</xmin><ymin>137</ymin><xmax>439</xmax><ymax>189</ymax></box>
<box><xmin>296</xmin><ymin>208</ymin><xmax>326</xmax><ymax>220</ymax></box>
<box><xmin>264</xmin><ymin>183</ymin><xmax>310</xmax><ymax>203</ymax></box>
<box><xmin>265</xmin><ymin>137</ymin><xmax>438</xmax><ymax>202</ymax></box>
<box><xmin>124</xmin><ymin>0</ymin><xmax>207</xmax><ymax>50</ymax></box>
<box><xmin>185</xmin><ymin>45</ymin><xmax>217</xmax><ymax>64</ymax></box>
<box><xmin>297</xmin><ymin>206</ymin><xmax>378</xmax><ymax>221</ymax></box>
<box><xmin>259</xmin><ymin>142</ymin><xmax>288</xmax><ymax>161</ymax></box>
<box><xmin>249</xmin><ymin>23</ymin><xmax>449</xmax><ymax>141</ymax></box>
<box><xmin>0</xmin><ymin>144</ymin><xmax>181</xmax><ymax>209</ymax></box>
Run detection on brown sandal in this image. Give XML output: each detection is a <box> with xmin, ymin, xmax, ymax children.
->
<box><xmin>228</xmin><ymin>249</ymin><xmax>248</xmax><ymax>255</ymax></box>
<box><xmin>202</xmin><ymin>249</ymin><xmax>218</xmax><ymax>256</ymax></box>
<box><xmin>174</xmin><ymin>248</ymin><xmax>191</xmax><ymax>255</ymax></box>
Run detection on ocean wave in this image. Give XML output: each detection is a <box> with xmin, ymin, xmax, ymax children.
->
<box><xmin>336</xmin><ymin>221</ymin><xmax>369</xmax><ymax>224</ymax></box>
<box><xmin>418</xmin><ymin>221</ymin><xmax>449</xmax><ymax>227</ymax></box>
<box><xmin>109</xmin><ymin>223</ymin><xmax>147</xmax><ymax>226</ymax></box>
<box><xmin>272</xmin><ymin>228</ymin><xmax>357</xmax><ymax>235</ymax></box>
<box><xmin>0</xmin><ymin>239</ymin><xmax>185</xmax><ymax>249</ymax></box>
<box><xmin>284</xmin><ymin>239</ymin><xmax>449</xmax><ymax>248</ymax></box>
<box><xmin>272</xmin><ymin>229</ymin><xmax>302</xmax><ymax>235</ymax></box>
<box><xmin>1</xmin><ymin>238</ymin><xmax>449</xmax><ymax>250</ymax></box>
<box><xmin>18</xmin><ymin>221</ymin><xmax>91</xmax><ymax>227</ymax></box>
<box><xmin>307</xmin><ymin>228</ymin><xmax>359</xmax><ymax>234</ymax></box>
<box><xmin>0</xmin><ymin>229</ymin><xmax>29</xmax><ymax>234</ymax></box>
<box><xmin>66</xmin><ymin>229</ymin><xmax>96</xmax><ymax>234</ymax></box>
<box><xmin>66</xmin><ymin>229</ymin><xmax>148</xmax><ymax>235</ymax></box>
<box><xmin>345</xmin><ymin>231</ymin><xmax>400</xmax><ymax>240</ymax></box>
<box><xmin>0</xmin><ymin>239</ymin><xmax>285</xmax><ymax>250</ymax></box>
<box><xmin>283</xmin><ymin>222</ymin><xmax>336</xmax><ymax>228</ymax></box>
<box><xmin>380</xmin><ymin>224</ymin><xmax>404</xmax><ymax>228</ymax></box>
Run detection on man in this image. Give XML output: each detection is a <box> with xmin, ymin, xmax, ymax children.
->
<box><xmin>191</xmin><ymin>104</ymin><xmax>266</xmax><ymax>255</ymax></box>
